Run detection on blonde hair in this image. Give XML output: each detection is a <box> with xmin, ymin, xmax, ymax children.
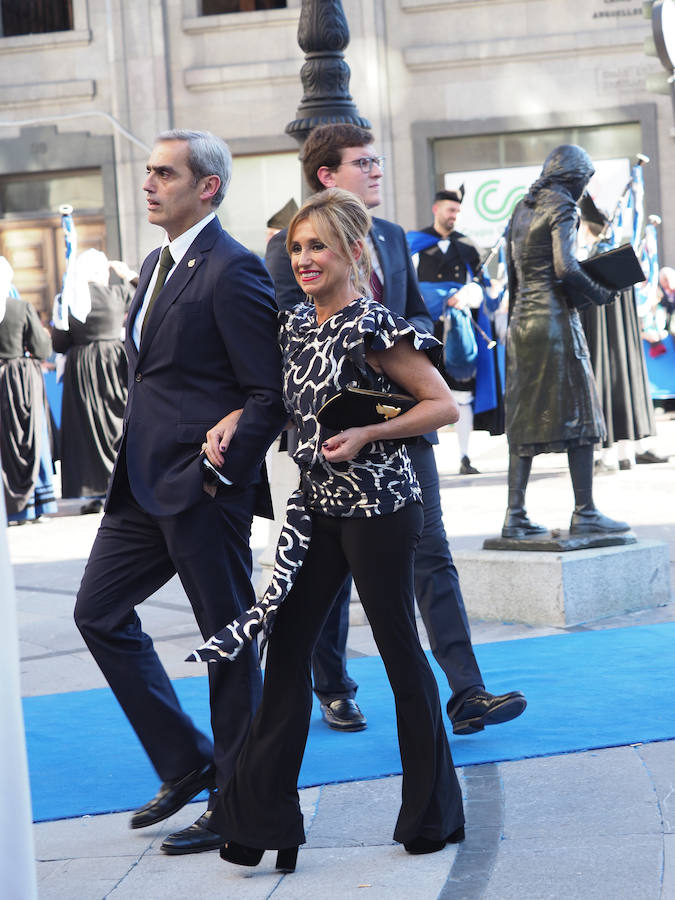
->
<box><xmin>286</xmin><ymin>188</ymin><xmax>372</xmax><ymax>299</ymax></box>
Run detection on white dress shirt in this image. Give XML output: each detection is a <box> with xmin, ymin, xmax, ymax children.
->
<box><xmin>132</xmin><ymin>212</ymin><xmax>216</xmax><ymax>349</ymax></box>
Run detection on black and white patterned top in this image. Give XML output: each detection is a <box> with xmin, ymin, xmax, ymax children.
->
<box><xmin>187</xmin><ymin>296</ymin><xmax>441</xmax><ymax>663</ymax></box>
<box><xmin>280</xmin><ymin>296</ymin><xmax>440</xmax><ymax>517</ymax></box>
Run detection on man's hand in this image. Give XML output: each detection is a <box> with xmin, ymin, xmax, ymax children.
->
<box><xmin>203</xmin><ymin>408</ymin><xmax>244</xmax><ymax>467</ymax></box>
<box><xmin>448</xmin><ymin>282</ymin><xmax>483</xmax><ymax>310</ymax></box>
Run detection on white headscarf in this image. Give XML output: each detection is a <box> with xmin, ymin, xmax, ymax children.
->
<box><xmin>0</xmin><ymin>256</ymin><xmax>15</xmax><ymax>324</ymax></box>
<box><xmin>59</xmin><ymin>248</ymin><xmax>110</xmax><ymax>325</ymax></box>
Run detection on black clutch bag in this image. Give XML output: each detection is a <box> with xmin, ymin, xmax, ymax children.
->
<box><xmin>316</xmin><ymin>385</ymin><xmax>417</xmax><ymax>430</ymax></box>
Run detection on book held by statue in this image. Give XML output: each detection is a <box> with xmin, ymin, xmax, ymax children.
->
<box><xmin>580</xmin><ymin>243</ymin><xmax>645</xmax><ymax>290</ymax></box>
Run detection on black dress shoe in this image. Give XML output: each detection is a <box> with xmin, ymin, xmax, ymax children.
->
<box><xmin>404</xmin><ymin>825</ymin><xmax>465</xmax><ymax>854</ymax></box>
<box><xmin>129</xmin><ymin>762</ymin><xmax>215</xmax><ymax>829</ymax></box>
<box><xmin>319</xmin><ymin>698</ymin><xmax>367</xmax><ymax>731</ymax></box>
<box><xmin>635</xmin><ymin>449</ymin><xmax>669</xmax><ymax>464</ymax></box>
<box><xmin>459</xmin><ymin>455</ymin><xmax>480</xmax><ymax>475</ymax></box>
<box><xmin>161</xmin><ymin>811</ymin><xmax>226</xmax><ymax>854</ymax></box>
<box><xmin>618</xmin><ymin>459</ymin><xmax>632</xmax><ymax>471</ymax></box>
<box><xmin>449</xmin><ymin>690</ymin><xmax>527</xmax><ymax>735</ymax></box>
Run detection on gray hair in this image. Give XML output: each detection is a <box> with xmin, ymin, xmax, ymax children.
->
<box><xmin>156</xmin><ymin>129</ymin><xmax>232</xmax><ymax>207</ymax></box>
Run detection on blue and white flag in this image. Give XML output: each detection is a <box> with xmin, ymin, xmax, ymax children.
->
<box><xmin>52</xmin><ymin>205</ymin><xmax>78</xmax><ymax>330</ymax></box>
<box><xmin>629</xmin><ymin>163</ymin><xmax>645</xmax><ymax>252</ymax></box>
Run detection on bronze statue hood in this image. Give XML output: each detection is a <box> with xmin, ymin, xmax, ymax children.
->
<box><xmin>524</xmin><ymin>144</ymin><xmax>595</xmax><ymax>206</ymax></box>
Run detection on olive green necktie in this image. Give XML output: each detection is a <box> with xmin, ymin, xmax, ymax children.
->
<box><xmin>141</xmin><ymin>245</ymin><xmax>174</xmax><ymax>338</ymax></box>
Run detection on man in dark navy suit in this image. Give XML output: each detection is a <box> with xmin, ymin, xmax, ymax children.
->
<box><xmin>265</xmin><ymin>123</ymin><xmax>526</xmax><ymax>737</ymax></box>
<box><xmin>74</xmin><ymin>130</ymin><xmax>286</xmax><ymax>855</ymax></box>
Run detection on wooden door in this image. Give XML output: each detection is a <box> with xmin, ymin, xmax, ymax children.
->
<box><xmin>0</xmin><ymin>215</ymin><xmax>107</xmax><ymax>323</ymax></box>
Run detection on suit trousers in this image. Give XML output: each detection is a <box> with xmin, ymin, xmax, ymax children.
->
<box><xmin>212</xmin><ymin>503</ymin><xmax>464</xmax><ymax>848</ymax></box>
<box><xmin>312</xmin><ymin>440</ymin><xmax>484</xmax><ymax>707</ymax></box>
<box><xmin>74</xmin><ymin>464</ymin><xmax>263</xmax><ymax>787</ymax></box>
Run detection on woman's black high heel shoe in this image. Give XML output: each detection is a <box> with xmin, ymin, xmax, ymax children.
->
<box><xmin>404</xmin><ymin>825</ymin><xmax>465</xmax><ymax>855</ymax></box>
<box><xmin>220</xmin><ymin>840</ymin><xmax>298</xmax><ymax>873</ymax></box>
<box><xmin>275</xmin><ymin>846</ymin><xmax>298</xmax><ymax>873</ymax></box>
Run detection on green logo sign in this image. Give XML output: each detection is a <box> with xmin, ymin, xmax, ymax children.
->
<box><xmin>474</xmin><ymin>179</ymin><xmax>527</xmax><ymax>223</ymax></box>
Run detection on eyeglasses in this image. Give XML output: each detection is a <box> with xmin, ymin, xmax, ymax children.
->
<box><xmin>338</xmin><ymin>156</ymin><xmax>385</xmax><ymax>175</ymax></box>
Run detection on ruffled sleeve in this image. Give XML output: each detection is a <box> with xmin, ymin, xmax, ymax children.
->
<box><xmin>342</xmin><ymin>299</ymin><xmax>442</xmax><ymax>380</ymax></box>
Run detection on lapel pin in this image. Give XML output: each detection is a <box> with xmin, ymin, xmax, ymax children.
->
<box><xmin>378</xmin><ymin>234</ymin><xmax>385</xmax><ymax>242</ymax></box>
<box><xmin>187</xmin><ymin>258</ymin><xmax>196</xmax><ymax>267</ymax></box>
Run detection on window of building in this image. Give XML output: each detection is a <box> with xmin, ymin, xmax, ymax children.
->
<box><xmin>0</xmin><ymin>170</ymin><xmax>104</xmax><ymax>217</ymax></box>
<box><xmin>217</xmin><ymin>151</ymin><xmax>301</xmax><ymax>258</ymax></box>
<box><xmin>433</xmin><ymin>123</ymin><xmax>642</xmax><ymax>248</ymax></box>
<box><xmin>0</xmin><ymin>0</ymin><xmax>73</xmax><ymax>37</ymax></box>
<box><xmin>201</xmin><ymin>0</ymin><xmax>286</xmax><ymax>14</ymax></box>
<box><xmin>434</xmin><ymin>123</ymin><xmax>641</xmax><ymax>182</ymax></box>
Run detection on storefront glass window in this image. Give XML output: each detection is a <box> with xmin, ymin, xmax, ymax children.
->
<box><xmin>435</xmin><ymin>123</ymin><xmax>641</xmax><ymax>182</ymax></box>
<box><xmin>434</xmin><ymin>123</ymin><xmax>642</xmax><ymax>247</ymax></box>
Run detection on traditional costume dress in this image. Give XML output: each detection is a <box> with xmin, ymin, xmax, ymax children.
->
<box><xmin>52</xmin><ymin>272</ymin><xmax>132</xmax><ymax>500</ymax></box>
<box><xmin>0</xmin><ymin>261</ymin><xmax>57</xmax><ymax>523</ymax></box>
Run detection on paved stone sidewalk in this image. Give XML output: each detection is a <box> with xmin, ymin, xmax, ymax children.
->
<box><xmin>11</xmin><ymin>417</ymin><xmax>675</xmax><ymax>898</ymax></box>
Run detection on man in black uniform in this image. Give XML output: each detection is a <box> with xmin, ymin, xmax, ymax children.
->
<box><xmin>415</xmin><ymin>189</ymin><xmax>503</xmax><ymax>474</ymax></box>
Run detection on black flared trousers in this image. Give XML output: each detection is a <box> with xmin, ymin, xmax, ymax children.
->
<box><xmin>212</xmin><ymin>502</ymin><xmax>464</xmax><ymax>848</ymax></box>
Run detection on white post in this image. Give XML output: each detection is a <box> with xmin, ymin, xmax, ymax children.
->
<box><xmin>0</xmin><ymin>493</ymin><xmax>38</xmax><ymax>899</ymax></box>
<box><xmin>255</xmin><ymin>438</ymin><xmax>300</xmax><ymax>597</ymax></box>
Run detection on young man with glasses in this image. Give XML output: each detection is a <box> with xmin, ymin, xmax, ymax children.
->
<box><xmin>265</xmin><ymin>123</ymin><xmax>526</xmax><ymax>738</ymax></box>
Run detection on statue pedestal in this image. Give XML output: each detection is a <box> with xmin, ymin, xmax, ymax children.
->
<box><xmin>453</xmin><ymin>538</ymin><xmax>671</xmax><ymax>627</ymax></box>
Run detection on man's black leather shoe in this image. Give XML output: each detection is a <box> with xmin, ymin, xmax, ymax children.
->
<box><xmin>320</xmin><ymin>698</ymin><xmax>367</xmax><ymax>732</ymax></box>
<box><xmin>161</xmin><ymin>811</ymin><xmax>226</xmax><ymax>854</ymax></box>
<box><xmin>129</xmin><ymin>762</ymin><xmax>215</xmax><ymax>829</ymax></box>
<box><xmin>448</xmin><ymin>690</ymin><xmax>527</xmax><ymax>735</ymax></box>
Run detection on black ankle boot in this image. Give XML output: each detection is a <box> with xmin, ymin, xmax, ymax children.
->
<box><xmin>502</xmin><ymin>508</ymin><xmax>548</xmax><ymax>538</ymax></box>
<box><xmin>502</xmin><ymin>453</ymin><xmax>547</xmax><ymax>537</ymax></box>
<box><xmin>220</xmin><ymin>840</ymin><xmax>263</xmax><ymax>867</ymax></box>
<box><xmin>220</xmin><ymin>840</ymin><xmax>298</xmax><ymax>873</ymax></box>
<box><xmin>404</xmin><ymin>825</ymin><xmax>465</xmax><ymax>854</ymax></box>
<box><xmin>569</xmin><ymin>508</ymin><xmax>631</xmax><ymax>535</ymax></box>
<box><xmin>567</xmin><ymin>445</ymin><xmax>630</xmax><ymax>535</ymax></box>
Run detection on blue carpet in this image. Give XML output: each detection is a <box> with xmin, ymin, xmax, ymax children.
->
<box><xmin>24</xmin><ymin>623</ymin><xmax>675</xmax><ymax>823</ymax></box>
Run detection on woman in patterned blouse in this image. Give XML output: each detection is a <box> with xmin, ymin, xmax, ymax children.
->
<box><xmin>210</xmin><ymin>188</ymin><xmax>465</xmax><ymax>872</ymax></box>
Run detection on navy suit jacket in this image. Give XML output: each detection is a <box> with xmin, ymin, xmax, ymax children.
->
<box><xmin>111</xmin><ymin>216</ymin><xmax>286</xmax><ymax>517</ymax></box>
<box><xmin>265</xmin><ymin>215</ymin><xmax>437</xmax><ymax>444</ymax></box>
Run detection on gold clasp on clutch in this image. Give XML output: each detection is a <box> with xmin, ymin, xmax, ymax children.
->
<box><xmin>376</xmin><ymin>403</ymin><xmax>402</xmax><ymax>420</ymax></box>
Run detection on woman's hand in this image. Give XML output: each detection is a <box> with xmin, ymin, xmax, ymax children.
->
<box><xmin>322</xmin><ymin>428</ymin><xmax>370</xmax><ymax>463</ymax></box>
<box><xmin>203</xmin><ymin>408</ymin><xmax>244</xmax><ymax>467</ymax></box>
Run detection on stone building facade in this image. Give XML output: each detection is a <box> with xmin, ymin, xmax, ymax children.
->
<box><xmin>0</xmin><ymin>0</ymin><xmax>672</xmax><ymax>318</ymax></box>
